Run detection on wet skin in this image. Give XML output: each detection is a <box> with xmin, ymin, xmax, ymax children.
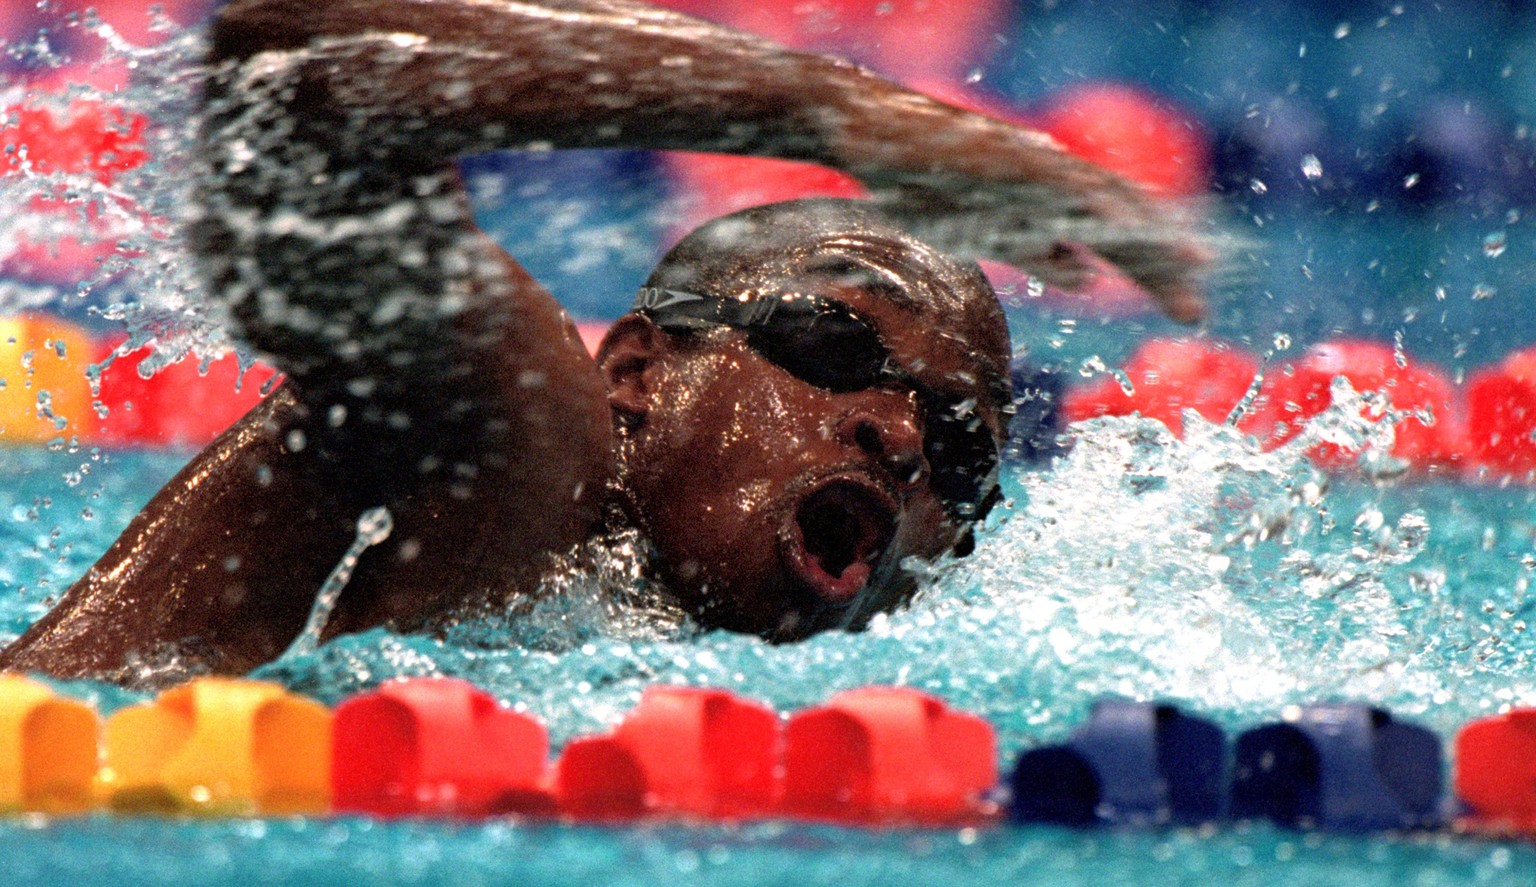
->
<box><xmin>606</xmin><ymin>256</ymin><xmax>1009</xmax><ymax>640</ymax></box>
<box><xmin>0</xmin><ymin>0</ymin><xmax>1204</xmax><ymax>682</ymax></box>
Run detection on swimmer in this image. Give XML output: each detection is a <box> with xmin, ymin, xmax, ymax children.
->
<box><xmin>0</xmin><ymin>0</ymin><xmax>1208</xmax><ymax>681</ymax></box>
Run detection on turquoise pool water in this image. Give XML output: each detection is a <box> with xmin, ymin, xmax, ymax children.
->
<box><xmin>5</xmin><ymin>1</ymin><xmax>1536</xmax><ymax>883</ymax></box>
<box><xmin>1</xmin><ymin>412</ymin><xmax>1534</xmax><ymax>885</ymax></box>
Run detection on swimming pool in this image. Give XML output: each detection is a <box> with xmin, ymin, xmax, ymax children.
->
<box><xmin>1</xmin><ymin>422</ymin><xmax>1534</xmax><ymax>884</ymax></box>
<box><xmin>4</xmin><ymin>0</ymin><xmax>1536</xmax><ymax>883</ymax></box>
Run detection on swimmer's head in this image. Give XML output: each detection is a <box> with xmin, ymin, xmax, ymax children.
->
<box><xmin>596</xmin><ymin>198</ymin><xmax>1011</xmax><ymax>641</ymax></box>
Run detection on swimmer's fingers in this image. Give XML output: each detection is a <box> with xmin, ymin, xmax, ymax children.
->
<box><xmin>1079</xmin><ymin>231</ymin><xmax>1212</xmax><ymax>324</ymax></box>
<box><xmin>869</xmin><ymin>179</ymin><xmax>1211</xmax><ymax>323</ymax></box>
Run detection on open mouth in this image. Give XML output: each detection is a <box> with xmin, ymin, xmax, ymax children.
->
<box><xmin>784</xmin><ymin>478</ymin><xmax>898</xmax><ymax>606</ymax></box>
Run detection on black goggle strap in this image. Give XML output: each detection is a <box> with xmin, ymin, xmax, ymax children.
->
<box><xmin>633</xmin><ymin>286</ymin><xmax>816</xmax><ymax>331</ymax></box>
<box><xmin>635</xmin><ymin>287</ymin><xmax>887</xmax><ymax>389</ymax></box>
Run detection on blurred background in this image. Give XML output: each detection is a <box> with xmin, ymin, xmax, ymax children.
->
<box><xmin>4</xmin><ymin>0</ymin><xmax>1536</xmax><ymax>446</ymax></box>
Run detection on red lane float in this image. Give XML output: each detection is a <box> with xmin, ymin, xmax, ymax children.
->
<box><xmin>1449</xmin><ymin>710</ymin><xmax>1536</xmax><ymax>836</ymax></box>
<box><xmin>1062</xmin><ymin>337</ymin><xmax>1260</xmax><ymax>436</ymax></box>
<box><xmin>1036</xmin><ymin>83</ymin><xmax>1211</xmax><ymax>198</ymax></box>
<box><xmin>573</xmin><ymin>321</ymin><xmax>609</xmax><ymax>358</ymax></box>
<box><xmin>1253</xmin><ymin>340</ymin><xmax>1466</xmax><ymax>472</ymax></box>
<box><xmin>1455</xmin><ymin>708</ymin><xmax>1536</xmax><ymax>835</ymax></box>
<box><xmin>557</xmin><ymin>686</ymin><xmax>779</xmax><ymax>821</ymax></box>
<box><xmin>93</xmin><ymin>337</ymin><xmax>280</xmax><ymax>448</ymax></box>
<box><xmin>1465</xmin><ymin>347</ymin><xmax>1536</xmax><ymax>478</ymax></box>
<box><xmin>662</xmin><ymin>152</ymin><xmax>866</xmax><ymax>245</ymax></box>
<box><xmin>780</xmin><ymin>686</ymin><xmax>998</xmax><ymax>825</ymax></box>
<box><xmin>0</xmin><ymin>99</ymin><xmax>148</xmax><ymax>182</ymax></box>
<box><xmin>1</xmin><ymin>99</ymin><xmax>151</xmax><ymax>282</ymax></box>
<box><xmin>1064</xmin><ymin>337</ymin><xmax>1476</xmax><ymax>477</ymax></box>
<box><xmin>331</xmin><ymin>678</ymin><xmax>554</xmax><ymax>818</ymax></box>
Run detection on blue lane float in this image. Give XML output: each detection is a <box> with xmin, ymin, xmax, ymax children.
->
<box><xmin>1009</xmin><ymin>700</ymin><xmax>1226</xmax><ymax>827</ymax></box>
<box><xmin>1230</xmin><ymin>703</ymin><xmax>1443</xmax><ymax>832</ymax></box>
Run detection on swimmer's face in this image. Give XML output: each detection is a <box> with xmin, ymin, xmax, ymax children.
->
<box><xmin>601</xmin><ymin>239</ymin><xmax>1009</xmax><ymax>640</ymax></box>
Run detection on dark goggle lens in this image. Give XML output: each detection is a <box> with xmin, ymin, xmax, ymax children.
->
<box><xmin>641</xmin><ymin>289</ymin><xmax>1001</xmax><ymax>520</ymax></box>
<box><xmin>755</xmin><ymin>308</ymin><xmax>999</xmax><ymax>520</ymax></box>
<box><xmin>745</xmin><ymin>305</ymin><xmax>889</xmax><ymax>393</ymax></box>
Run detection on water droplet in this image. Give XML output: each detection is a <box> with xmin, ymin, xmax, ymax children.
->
<box><xmin>965</xmin><ymin>68</ymin><xmax>983</xmax><ymax>84</ymax></box>
<box><xmin>1403</xmin><ymin>172</ymin><xmax>1421</xmax><ymax>189</ymax></box>
<box><xmin>1482</xmin><ymin>230</ymin><xmax>1507</xmax><ymax>258</ymax></box>
<box><xmin>1249</xmin><ymin>178</ymin><xmax>1268</xmax><ymax>194</ymax></box>
<box><xmin>356</xmin><ymin>506</ymin><xmax>394</xmax><ymax>545</ymax></box>
<box><xmin>1472</xmin><ymin>283</ymin><xmax>1496</xmax><ymax>301</ymax></box>
<box><xmin>1334</xmin><ymin>22</ymin><xmax>1351</xmax><ymax>39</ymax></box>
<box><xmin>1300</xmin><ymin>155</ymin><xmax>1323</xmax><ymax>179</ymax></box>
<box><xmin>1273</xmin><ymin>332</ymin><xmax>1292</xmax><ymax>350</ymax></box>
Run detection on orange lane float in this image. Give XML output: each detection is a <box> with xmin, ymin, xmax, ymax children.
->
<box><xmin>0</xmin><ymin>674</ymin><xmax>99</xmax><ymax>815</ymax></box>
<box><xmin>101</xmin><ymin>677</ymin><xmax>332</xmax><ymax>816</ymax></box>
<box><xmin>1465</xmin><ymin>347</ymin><xmax>1536</xmax><ymax>479</ymax></box>
<box><xmin>0</xmin><ymin>313</ymin><xmax>100</xmax><ymax>444</ymax></box>
<box><xmin>780</xmin><ymin>686</ymin><xmax>998</xmax><ymax>825</ymax></box>
<box><xmin>1454</xmin><ymin>708</ymin><xmax>1536</xmax><ymax>835</ymax></box>
<box><xmin>556</xmin><ymin>686</ymin><xmax>780</xmax><ymax>821</ymax></box>
<box><xmin>331</xmin><ymin>677</ymin><xmax>553</xmax><ymax>818</ymax></box>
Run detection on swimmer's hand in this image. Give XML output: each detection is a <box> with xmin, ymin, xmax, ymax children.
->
<box><xmin>837</xmin><ymin>115</ymin><xmax>1211</xmax><ymax>324</ymax></box>
<box><xmin>208</xmin><ymin>0</ymin><xmax>1210</xmax><ymax>323</ymax></box>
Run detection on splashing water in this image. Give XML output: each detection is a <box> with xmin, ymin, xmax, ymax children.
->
<box><xmin>253</xmin><ymin>384</ymin><xmax>1536</xmax><ymax>748</ymax></box>
<box><xmin>4</xmin><ymin>12</ymin><xmax>1534</xmax><ymax>756</ymax></box>
<box><xmin>281</xmin><ymin>505</ymin><xmax>394</xmax><ymax>660</ymax></box>
<box><xmin>1</xmin><ymin>18</ymin><xmax>237</xmax><ymax>378</ymax></box>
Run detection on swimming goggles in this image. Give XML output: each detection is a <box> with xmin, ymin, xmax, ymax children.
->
<box><xmin>632</xmin><ymin>286</ymin><xmax>1002</xmax><ymax>522</ymax></box>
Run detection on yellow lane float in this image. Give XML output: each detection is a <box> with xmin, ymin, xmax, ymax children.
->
<box><xmin>0</xmin><ymin>314</ymin><xmax>97</xmax><ymax>444</ymax></box>
<box><xmin>101</xmin><ymin>677</ymin><xmax>331</xmax><ymax>816</ymax></box>
<box><xmin>0</xmin><ymin>674</ymin><xmax>98</xmax><ymax>814</ymax></box>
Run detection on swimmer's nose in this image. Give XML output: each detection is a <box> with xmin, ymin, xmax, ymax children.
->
<box><xmin>836</xmin><ymin>406</ymin><xmax>926</xmax><ymax>490</ymax></box>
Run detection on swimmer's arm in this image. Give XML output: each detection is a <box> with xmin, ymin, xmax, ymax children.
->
<box><xmin>209</xmin><ymin>0</ymin><xmax>1206</xmax><ymax>320</ymax></box>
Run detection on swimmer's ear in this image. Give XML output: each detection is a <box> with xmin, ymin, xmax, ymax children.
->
<box><xmin>596</xmin><ymin>313</ymin><xmax>670</xmax><ymax>428</ymax></box>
